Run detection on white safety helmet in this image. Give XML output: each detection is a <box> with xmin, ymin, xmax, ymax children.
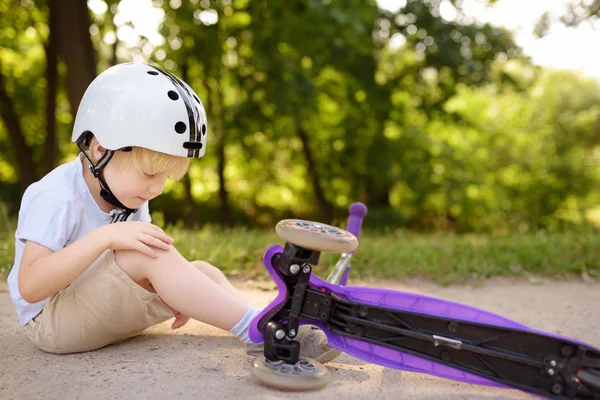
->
<box><xmin>71</xmin><ymin>62</ymin><xmax>208</xmax><ymax>221</ymax></box>
<box><xmin>72</xmin><ymin>62</ymin><xmax>207</xmax><ymax>159</ymax></box>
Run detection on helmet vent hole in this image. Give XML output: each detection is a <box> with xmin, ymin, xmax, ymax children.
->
<box><xmin>175</xmin><ymin>122</ymin><xmax>187</xmax><ymax>134</ymax></box>
<box><xmin>202</xmin><ymin>124</ymin><xmax>207</xmax><ymax>135</ymax></box>
<box><xmin>168</xmin><ymin>90</ymin><xmax>179</xmax><ymax>101</ymax></box>
<box><xmin>193</xmin><ymin>94</ymin><xmax>200</xmax><ymax>103</ymax></box>
<box><xmin>147</xmin><ymin>71</ymin><xmax>159</xmax><ymax>75</ymax></box>
<box><xmin>184</xmin><ymin>142</ymin><xmax>203</xmax><ymax>149</ymax></box>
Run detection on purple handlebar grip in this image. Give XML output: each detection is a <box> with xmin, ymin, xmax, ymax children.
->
<box><xmin>347</xmin><ymin>202</ymin><xmax>367</xmax><ymax>244</ymax></box>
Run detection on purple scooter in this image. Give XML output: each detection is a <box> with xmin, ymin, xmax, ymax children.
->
<box><xmin>248</xmin><ymin>203</ymin><xmax>600</xmax><ymax>399</ymax></box>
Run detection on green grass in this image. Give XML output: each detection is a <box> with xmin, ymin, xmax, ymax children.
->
<box><xmin>2</xmin><ymin>226</ymin><xmax>598</xmax><ymax>285</ymax></box>
<box><xmin>0</xmin><ymin>232</ymin><xmax>12</xmax><ymax>281</ymax></box>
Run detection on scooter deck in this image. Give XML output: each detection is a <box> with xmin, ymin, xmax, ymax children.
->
<box><xmin>303</xmin><ymin>275</ymin><xmax>600</xmax><ymax>399</ymax></box>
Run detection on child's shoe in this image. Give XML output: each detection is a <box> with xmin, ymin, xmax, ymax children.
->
<box><xmin>245</xmin><ymin>325</ymin><xmax>341</xmax><ymax>363</ymax></box>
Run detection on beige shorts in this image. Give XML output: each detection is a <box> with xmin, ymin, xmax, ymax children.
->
<box><xmin>24</xmin><ymin>250</ymin><xmax>174</xmax><ymax>354</ymax></box>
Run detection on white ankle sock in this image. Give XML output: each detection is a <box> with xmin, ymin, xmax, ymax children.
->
<box><xmin>229</xmin><ymin>305</ymin><xmax>262</xmax><ymax>344</ymax></box>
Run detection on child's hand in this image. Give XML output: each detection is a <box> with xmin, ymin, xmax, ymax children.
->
<box><xmin>170</xmin><ymin>309</ymin><xmax>190</xmax><ymax>330</ymax></box>
<box><xmin>102</xmin><ymin>221</ymin><xmax>174</xmax><ymax>258</ymax></box>
<box><xmin>158</xmin><ymin>296</ymin><xmax>190</xmax><ymax>329</ymax></box>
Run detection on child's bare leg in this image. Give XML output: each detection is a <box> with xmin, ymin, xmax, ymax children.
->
<box><xmin>190</xmin><ymin>260</ymin><xmax>248</xmax><ymax>305</ymax></box>
<box><xmin>140</xmin><ymin>261</ymin><xmax>247</xmax><ymax>307</ymax></box>
<box><xmin>114</xmin><ymin>247</ymin><xmax>248</xmax><ymax>331</ymax></box>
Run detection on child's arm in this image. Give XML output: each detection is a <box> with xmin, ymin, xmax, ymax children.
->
<box><xmin>18</xmin><ymin>222</ymin><xmax>173</xmax><ymax>304</ymax></box>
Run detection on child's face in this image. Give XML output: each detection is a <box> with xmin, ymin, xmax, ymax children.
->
<box><xmin>90</xmin><ymin>142</ymin><xmax>183</xmax><ymax>209</ymax></box>
<box><xmin>103</xmin><ymin>162</ymin><xmax>170</xmax><ymax>208</ymax></box>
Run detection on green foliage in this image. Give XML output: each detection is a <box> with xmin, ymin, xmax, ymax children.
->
<box><xmin>436</xmin><ymin>70</ymin><xmax>600</xmax><ymax>231</ymax></box>
<box><xmin>0</xmin><ymin>0</ymin><xmax>598</xmax><ymax>235</ymax></box>
<box><xmin>0</xmin><ymin>0</ymin><xmax>73</xmax><ymax>207</ymax></box>
<box><xmin>0</xmin><ymin>235</ymin><xmax>12</xmax><ymax>280</ymax></box>
<box><xmin>0</xmin><ymin>201</ymin><xmax>15</xmax><ymax>279</ymax></box>
<box><xmin>532</xmin><ymin>0</ymin><xmax>599</xmax><ymax>35</ymax></box>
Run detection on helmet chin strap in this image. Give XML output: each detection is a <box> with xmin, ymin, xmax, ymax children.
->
<box><xmin>78</xmin><ymin>141</ymin><xmax>137</xmax><ymax>223</ymax></box>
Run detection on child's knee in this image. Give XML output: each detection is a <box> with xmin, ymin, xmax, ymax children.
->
<box><xmin>114</xmin><ymin>247</ymin><xmax>178</xmax><ymax>281</ymax></box>
<box><xmin>191</xmin><ymin>260</ymin><xmax>224</xmax><ymax>280</ymax></box>
<box><xmin>114</xmin><ymin>249</ymin><xmax>148</xmax><ymax>281</ymax></box>
<box><xmin>114</xmin><ymin>249</ymin><xmax>141</xmax><ymax>267</ymax></box>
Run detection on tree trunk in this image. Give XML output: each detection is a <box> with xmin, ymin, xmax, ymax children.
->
<box><xmin>207</xmin><ymin>76</ymin><xmax>232</xmax><ymax>227</ymax></box>
<box><xmin>55</xmin><ymin>0</ymin><xmax>97</xmax><ymax>113</ymax></box>
<box><xmin>364</xmin><ymin>123</ymin><xmax>392</xmax><ymax>208</ymax></box>
<box><xmin>0</xmin><ymin>65</ymin><xmax>38</xmax><ymax>191</ymax></box>
<box><xmin>43</xmin><ymin>0</ymin><xmax>59</xmax><ymax>173</ymax></box>
<box><xmin>296</xmin><ymin>123</ymin><xmax>333</xmax><ymax>222</ymax></box>
<box><xmin>216</xmin><ymin>123</ymin><xmax>231</xmax><ymax>227</ymax></box>
<box><xmin>108</xmin><ymin>3</ymin><xmax>119</xmax><ymax>66</ymax></box>
<box><xmin>365</xmin><ymin>179</ymin><xmax>391</xmax><ymax>207</ymax></box>
<box><xmin>111</xmin><ymin>39</ymin><xmax>118</xmax><ymax>66</ymax></box>
<box><xmin>180</xmin><ymin>63</ymin><xmax>201</xmax><ymax>225</ymax></box>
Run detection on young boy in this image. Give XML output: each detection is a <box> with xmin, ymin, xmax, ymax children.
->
<box><xmin>7</xmin><ymin>62</ymin><xmax>340</xmax><ymax>362</ymax></box>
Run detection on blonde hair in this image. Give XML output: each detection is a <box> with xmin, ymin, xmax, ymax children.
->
<box><xmin>89</xmin><ymin>137</ymin><xmax>191</xmax><ymax>181</ymax></box>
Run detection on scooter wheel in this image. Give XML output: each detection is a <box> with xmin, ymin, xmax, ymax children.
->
<box><xmin>275</xmin><ymin>219</ymin><xmax>358</xmax><ymax>253</ymax></box>
<box><xmin>250</xmin><ymin>356</ymin><xmax>330</xmax><ymax>391</ymax></box>
<box><xmin>577</xmin><ymin>368</ymin><xmax>600</xmax><ymax>390</ymax></box>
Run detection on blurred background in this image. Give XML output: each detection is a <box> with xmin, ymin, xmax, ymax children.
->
<box><xmin>0</xmin><ymin>0</ymin><xmax>599</xmax><ymax>234</ymax></box>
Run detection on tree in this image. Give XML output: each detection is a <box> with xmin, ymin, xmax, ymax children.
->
<box><xmin>55</xmin><ymin>0</ymin><xmax>97</xmax><ymax>113</ymax></box>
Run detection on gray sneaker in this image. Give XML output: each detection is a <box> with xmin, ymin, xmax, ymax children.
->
<box><xmin>246</xmin><ymin>325</ymin><xmax>342</xmax><ymax>363</ymax></box>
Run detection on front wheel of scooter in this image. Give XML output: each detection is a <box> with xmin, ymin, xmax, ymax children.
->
<box><xmin>250</xmin><ymin>356</ymin><xmax>330</xmax><ymax>391</ymax></box>
<box><xmin>275</xmin><ymin>219</ymin><xmax>358</xmax><ymax>253</ymax></box>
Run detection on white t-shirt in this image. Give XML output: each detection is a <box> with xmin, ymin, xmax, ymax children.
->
<box><xmin>7</xmin><ymin>153</ymin><xmax>151</xmax><ymax>326</ymax></box>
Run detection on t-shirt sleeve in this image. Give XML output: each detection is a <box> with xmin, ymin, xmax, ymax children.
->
<box><xmin>15</xmin><ymin>193</ymin><xmax>77</xmax><ymax>252</ymax></box>
<box><xmin>140</xmin><ymin>201</ymin><xmax>152</xmax><ymax>223</ymax></box>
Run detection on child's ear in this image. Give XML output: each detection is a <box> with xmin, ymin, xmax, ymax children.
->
<box><xmin>92</xmin><ymin>141</ymin><xmax>106</xmax><ymax>161</ymax></box>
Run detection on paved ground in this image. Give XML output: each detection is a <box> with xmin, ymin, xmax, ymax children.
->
<box><xmin>1</xmin><ymin>277</ymin><xmax>598</xmax><ymax>400</ymax></box>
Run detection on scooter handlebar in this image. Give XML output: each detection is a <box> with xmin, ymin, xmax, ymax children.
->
<box><xmin>347</xmin><ymin>202</ymin><xmax>367</xmax><ymax>241</ymax></box>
